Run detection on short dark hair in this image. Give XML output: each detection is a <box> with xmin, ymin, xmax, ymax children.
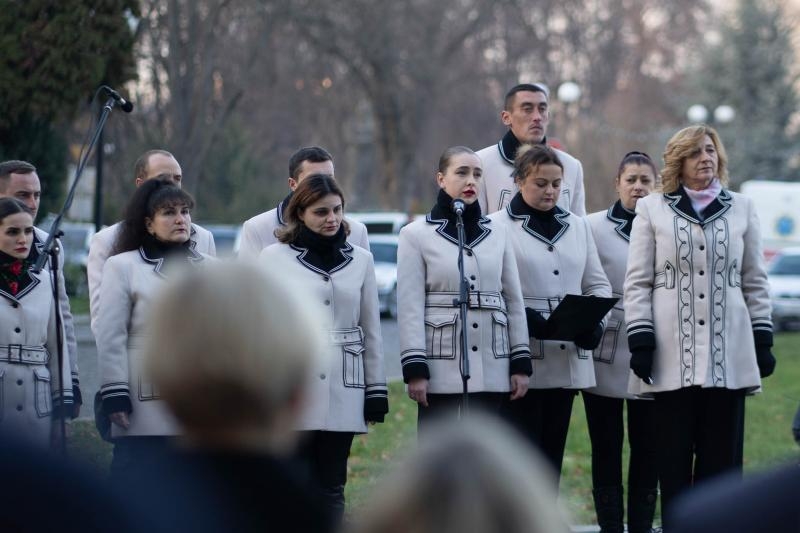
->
<box><xmin>0</xmin><ymin>160</ymin><xmax>37</xmax><ymax>190</ymax></box>
<box><xmin>514</xmin><ymin>144</ymin><xmax>563</xmax><ymax>184</ymax></box>
<box><xmin>112</xmin><ymin>177</ymin><xmax>195</xmax><ymax>255</ymax></box>
<box><xmin>288</xmin><ymin>146</ymin><xmax>333</xmax><ymax>180</ymax></box>
<box><xmin>0</xmin><ymin>197</ymin><xmax>33</xmax><ymax>222</ymax></box>
<box><xmin>134</xmin><ymin>150</ymin><xmax>175</xmax><ymax>183</ymax></box>
<box><xmin>276</xmin><ymin>174</ymin><xmax>349</xmax><ymax>244</ymax></box>
<box><xmin>504</xmin><ymin>84</ymin><xmax>548</xmax><ymax>111</ymax></box>
<box><xmin>616</xmin><ymin>151</ymin><xmax>658</xmax><ymax>184</ymax></box>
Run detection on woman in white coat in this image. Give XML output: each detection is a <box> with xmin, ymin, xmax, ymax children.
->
<box><xmin>624</xmin><ymin>125</ymin><xmax>774</xmax><ymax>527</ymax></box>
<box><xmin>398</xmin><ymin>146</ymin><xmax>531</xmax><ymax>432</ymax></box>
<box><xmin>259</xmin><ymin>174</ymin><xmax>387</xmax><ymax>521</ymax></box>
<box><xmin>0</xmin><ymin>198</ymin><xmax>73</xmax><ymax>447</ymax></box>
<box><xmin>583</xmin><ymin>152</ymin><xmax>658</xmax><ymax>533</ymax></box>
<box><xmin>489</xmin><ymin>144</ymin><xmax>611</xmax><ymax>485</ymax></box>
<box><xmin>96</xmin><ymin>178</ymin><xmax>210</xmax><ymax>479</ymax></box>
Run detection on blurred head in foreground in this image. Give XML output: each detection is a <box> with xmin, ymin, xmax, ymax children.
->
<box><xmin>350</xmin><ymin>413</ymin><xmax>570</xmax><ymax>533</ymax></box>
<box><xmin>145</xmin><ymin>260</ymin><xmax>323</xmax><ymax>453</ymax></box>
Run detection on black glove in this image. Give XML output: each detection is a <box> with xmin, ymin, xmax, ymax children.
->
<box><xmin>629</xmin><ymin>348</ymin><xmax>654</xmax><ymax>385</ymax></box>
<box><xmin>792</xmin><ymin>402</ymin><xmax>800</xmax><ymax>446</ymax></box>
<box><xmin>575</xmin><ymin>324</ymin><xmax>603</xmax><ymax>351</ymax></box>
<box><xmin>364</xmin><ymin>396</ymin><xmax>389</xmax><ymax>424</ymax></box>
<box><xmin>525</xmin><ymin>307</ymin><xmax>553</xmax><ymax>339</ymax></box>
<box><xmin>755</xmin><ymin>345</ymin><xmax>776</xmax><ymax>378</ymax></box>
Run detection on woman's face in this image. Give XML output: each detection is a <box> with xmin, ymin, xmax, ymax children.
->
<box><xmin>0</xmin><ymin>212</ymin><xmax>35</xmax><ymax>260</ymax></box>
<box><xmin>519</xmin><ymin>163</ymin><xmax>562</xmax><ymax>211</ymax></box>
<box><xmin>299</xmin><ymin>193</ymin><xmax>343</xmax><ymax>237</ymax></box>
<box><xmin>146</xmin><ymin>203</ymin><xmax>191</xmax><ymax>243</ymax></box>
<box><xmin>681</xmin><ymin>134</ymin><xmax>719</xmax><ymax>190</ymax></box>
<box><xmin>616</xmin><ymin>163</ymin><xmax>656</xmax><ymax>210</ymax></box>
<box><xmin>436</xmin><ymin>152</ymin><xmax>482</xmax><ymax>204</ymax></box>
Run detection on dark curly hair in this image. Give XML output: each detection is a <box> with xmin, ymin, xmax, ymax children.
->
<box><xmin>112</xmin><ymin>177</ymin><xmax>195</xmax><ymax>255</ymax></box>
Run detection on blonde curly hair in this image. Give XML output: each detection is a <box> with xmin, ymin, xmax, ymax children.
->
<box><xmin>661</xmin><ymin>124</ymin><xmax>729</xmax><ymax>193</ymax></box>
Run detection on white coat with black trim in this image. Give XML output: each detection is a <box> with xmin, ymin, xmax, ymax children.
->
<box><xmin>0</xmin><ymin>254</ymin><xmax>73</xmax><ymax>445</ymax></box>
<box><xmin>96</xmin><ymin>245</ymin><xmax>211</xmax><ymax>438</ymax></box>
<box><xmin>397</xmin><ymin>215</ymin><xmax>531</xmax><ymax>394</ymax></box>
<box><xmin>623</xmin><ymin>189</ymin><xmax>772</xmax><ymax>395</ymax></box>
<box><xmin>489</xmin><ymin>202</ymin><xmax>612</xmax><ymax>389</ymax></box>
<box><xmin>258</xmin><ymin>241</ymin><xmax>386</xmax><ymax>433</ymax></box>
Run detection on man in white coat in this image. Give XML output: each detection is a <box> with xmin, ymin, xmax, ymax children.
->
<box><xmin>87</xmin><ymin>150</ymin><xmax>216</xmax><ymax>333</ymax></box>
<box><xmin>238</xmin><ymin>146</ymin><xmax>369</xmax><ymax>261</ymax></box>
<box><xmin>477</xmin><ymin>83</ymin><xmax>586</xmax><ymax>216</ymax></box>
<box><xmin>0</xmin><ymin>160</ymin><xmax>81</xmax><ymax>416</ymax></box>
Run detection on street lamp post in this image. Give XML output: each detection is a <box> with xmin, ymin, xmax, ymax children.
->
<box><xmin>557</xmin><ymin>81</ymin><xmax>582</xmax><ymax>151</ymax></box>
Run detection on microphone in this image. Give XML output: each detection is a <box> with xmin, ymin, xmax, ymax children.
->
<box><xmin>451</xmin><ymin>198</ymin><xmax>465</xmax><ymax>216</ymax></box>
<box><xmin>102</xmin><ymin>86</ymin><xmax>134</xmax><ymax>113</ymax></box>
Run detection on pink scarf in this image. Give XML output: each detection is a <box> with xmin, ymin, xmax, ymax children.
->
<box><xmin>684</xmin><ymin>178</ymin><xmax>721</xmax><ymax>219</ymax></box>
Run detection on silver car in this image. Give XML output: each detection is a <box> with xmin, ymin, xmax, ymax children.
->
<box><xmin>768</xmin><ymin>247</ymin><xmax>800</xmax><ymax>331</ymax></box>
<box><xmin>369</xmin><ymin>234</ymin><xmax>398</xmax><ymax>318</ymax></box>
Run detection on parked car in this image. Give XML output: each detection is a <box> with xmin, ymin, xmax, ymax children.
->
<box><xmin>369</xmin><ymin>234</ymin><xmax>398</xmax><ymax>318</ymax></box>
<box><xmin>201</xmin><ymin>224</ymin><xmax>242</xmax><ymax>258</ymax></box>
<box><xmin>348</xmin><ymin>212</ymin><xmax>410</xmax><ymax>235</ymax></box>
<box><xmin>768</xmin><ymin>247</ymin><xmax>800</xmax><ymax>331</ymax></box>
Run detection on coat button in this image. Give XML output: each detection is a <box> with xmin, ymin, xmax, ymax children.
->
<box><xmin>560</xmin><ymin>344</ymin><xmax>566</xmax><ymax>350</ymax></box>
<box><xmin>470</xmin><ymin>275</ymin><xmax>476</xmax><ymax>280</ymax></box>
<box><xmin>548</xmin><ymin>245</ymin><xmax>554</xmax><ymax>252</ymax></box>
<box><xmin>472</xmin><ymin>323</ymin><xmax>478</xmax><ymax>329</ymax></box>
<box><xmin>11</xmin><ymin>302</ymin><xmax>18</xmax><ymax>308</ymax></box>
<box><xmin>320</xmin><ymin>374</ymin><xmax>326</xmax><ymax>380</ymax></box>
<box><xmin>699</xmin><ymin>319</ymin><xmax>705</xmax><ymax>325</ymax></box>
<box><xmin>14</xmin><ymin>327</ymin><xmax>20</xmax><ymax>333</ymax></box>
<box><xmin>16</xmin><ymin>405</ymin><xmax>22</xmax><ymax>412</ymax></box>
<box><xmin>700</xmin><ymin>245</ymin><xmax>705</xmax><ymax>251</ymax></box>
<box><xmin>16</xmin><ymin>379</ymin><xmax>22</xmax><ymax>386</ymax></box>
<box><xmin>324</xmin><ymin>300</ymin><xmax>330</xmax><ymax>305</ymax></box>
<box><xmin>470</xmin><ymin>284</ymin><xmax>475</xmax><ymax>289</ymax></box>
<box><xmin>322</xmin><ymin>275</ymin><xmax>329</xmax><ymax>282</ymax></box>
<box><xmin>553</xmin><ymin>270</ymin><xmax>559</xmax><ymax>275</ymax></box>
<box><xmin>471</xmin><ymin>346</ymin><xmax>478</xmax><ymax>352</ymax></box>
<box><xmin>699</xmin><ymin>294</ymin><xmax>705</xmax><ymax>299</ymax></box>
<box><xmin>699</xmin><ymin>270</ymin><xmax>705</xmax><ymax>275</ymax></box>
<box><xmin>466</xmin><ymin>250</ymin><xmax>473</xmax><ymax>257</ymax></box>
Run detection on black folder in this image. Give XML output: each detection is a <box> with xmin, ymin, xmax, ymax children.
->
<box><xmin>545</xmin><ymin>294</ymin><xmax>619</xmax><ymax>341</ymax></box>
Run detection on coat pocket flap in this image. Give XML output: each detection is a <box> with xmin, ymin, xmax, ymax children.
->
<box><xmin>33</xmin><ymin>367</ymin><xmax>51</xmax><ymax>382</ymax></box>
<box><xmin>343</xmin><ymin>344</ymin><xmax>365</xmax><ymax>356</ymax></box>
<box><xmin>424</xmin><ymin>313</ymin><xmax>458</xmax><ymax>328</ymax></box>
<box><xmin>491</xmin><ymin>311</ymin><xmax>508</xmax><ymax>326</ymax></box>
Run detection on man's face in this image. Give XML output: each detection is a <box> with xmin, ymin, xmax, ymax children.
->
<box><xmin>137</xmin><ymin>154</ymin><xmax>183</xmax><ymax>187</ymax></box>
<box><xmin>288</xmin><ymin>160</ymin><xmax>334</xmax><ymax>191</ymax></box>
<box><xmin>501</xmin><ymin>90</ymin><xmax>550</xmax><ymax>144</ymax></box>
<box><xmin>1</xmin><ymin>172</ymin><xmax>42</xmax><ymax>219</ymax></box>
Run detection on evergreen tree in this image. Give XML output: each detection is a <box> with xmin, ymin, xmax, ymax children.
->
<box><xmin>0</xmin><ymin>1</ymin><xmax>138</xmax><ymax>220</ymax></box>
<box><xmin>691</xmin><ymin>0</ymin><xmax>798</xmax><ymax>184</ymax></box>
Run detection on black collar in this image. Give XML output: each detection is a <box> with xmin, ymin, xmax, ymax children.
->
<box><xmin>606</xmin><ymin>200</ymin><xmax>636</xmax><ymax>241</ymax></box>
<box><xmin>139</xmin><ymin>235</ymin><xmax>203</xmax><ymax>277</ymax></box>
<box><xmin>0</xmin><ymin>250</ymin><xmax>39</xmax><ymax>301</ymax></box>
<box><xmin>291</xmin><ymin>225</ymin><xmax>353</xmax><ymax>274</ymax></box>
<box><xmin>276</xmin><ymin>191</ymin><xmax>293</xmax><ymax>226</ymax></box>
<box><xmin>426</xmin><ymin>189</ymin><xmax>491</xmax><ymax>248</ymax></box>
<box><xmin>506</xmin><ymin>192</ymin><xmax>570</xmax><ymax>244</ymax></box>
<box><xmin>498</xmin><ymin>130</ymin><xmax>548</xmax><ymax>165</ymax></box>
<box><xmin>663</xmin><ymin>185</ymin><xmax>732</xmax><ymax>225</ymax></box>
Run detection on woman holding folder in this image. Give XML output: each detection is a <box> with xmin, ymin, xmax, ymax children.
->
<box><xmin>489</xmin><ymin>144</ymin><xmax>611</xmax><ymax>484</ymax></box>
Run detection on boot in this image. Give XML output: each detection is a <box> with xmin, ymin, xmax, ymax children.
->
<box><xmin>627</xmin><ymin>487</ymin><xmax>658</xmax><ymax>533</ymax></box>
<box><xmin>592</xmin><ymin>486</ymin><xmax>624</xmax><ymax>533</ymax></box>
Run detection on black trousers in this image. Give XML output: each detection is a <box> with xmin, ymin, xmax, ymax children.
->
<box><xmin>417</xmin><ymin>392</ymin><xmax>506</xmax><ymax>437</ymax></box>
<box><xmin>653</xmin><ymin>386</ymin><xmax>745</xmax><ymax>528</ymax></box>
<box><xmin>504</xmin><ymin>388</ymin><xmax>577</xmax><ymax>485</ymax></box>
<box><xmin>295</xmin><ymin>430</ymin><xmax>355</xmax><ymax>523</ymax></box>
<box><xmin>582</xmin><ymin>392</ymin><xmax>658</xmax><ymax>491</ymax></box>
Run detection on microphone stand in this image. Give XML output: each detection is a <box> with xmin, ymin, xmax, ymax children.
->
<box><xmin>452</xmin><ymin>208</ymin><xmax>471</xmax><ymax>418</ymax></box>
<box><xmin>31</xmin><ymin>95</ymin><xmax>121</xmax><ymax>455</ymax></box>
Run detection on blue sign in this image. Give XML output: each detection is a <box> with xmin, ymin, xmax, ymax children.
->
<box><xmin>775</xmin><ymin>215</ymin><xmax>795</xmax><ymax>237</ymax></box>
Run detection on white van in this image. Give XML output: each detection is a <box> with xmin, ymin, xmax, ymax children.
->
<box><xmin>739</xmin><ymin>180</ymin><xmax>800</xmax><ymax>260</ymax></box>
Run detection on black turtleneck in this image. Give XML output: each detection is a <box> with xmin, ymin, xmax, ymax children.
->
<box><xmin>500</xmin><ymin>130</ymin><xmax>548</xmax><ymax>164</ymax></box>
<box><xmin>142</xmin><ymin>233</ymin><xmax>194</xmax><ymax>270</ymax></box>
<box><xmin>293</xmin><ymin>224</ymin><xmax>349</xmax><ymax>273</ymax></box>
<box><xmin>429</xmin><ymin>189</ymin><xmax>487</xmax><ymax>246</ymax></box>
<box><xmin>508</xmin><ymin>192</ymin><xmax>564</xmax><ymax>241</ymax></box>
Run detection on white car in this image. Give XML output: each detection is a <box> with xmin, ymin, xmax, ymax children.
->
<box><xmin>768</xmin><ymin>247</ymin><xmax>800</xmax><ymax>331</ymax></box>
<box><xmin>349</xmin><ymin>212</ymin><xmax>410</xmax><ymax>235</ymax></box>
<box><xmin>369</xmin><ymin>234</ymin><xmax>398</xmax><ymax>318</ymax></box>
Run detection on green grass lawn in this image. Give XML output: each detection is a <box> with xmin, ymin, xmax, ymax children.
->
<box><xmin>69</xmin><ymin>295</ymin><xmax>90</xmax><ymax>316</ymax></box>
<box><xmin>69</xmin><ymin>332</ymin><xmax>800</xmax><ymax>526</ymax></box>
